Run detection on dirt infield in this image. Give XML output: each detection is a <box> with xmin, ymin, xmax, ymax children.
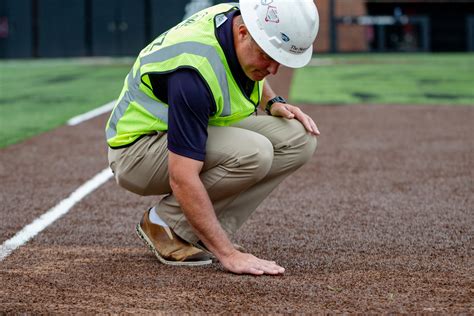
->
<box><xmin>0</xmin><ymin>103</ymin><xmax>473</xmax><ymax>313</ymax></box>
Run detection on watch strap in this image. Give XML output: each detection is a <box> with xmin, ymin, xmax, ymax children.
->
<box><xmin>265</xmin><ymin>96</ymin><xmax>287</xmax><ymax>115</ymax></box>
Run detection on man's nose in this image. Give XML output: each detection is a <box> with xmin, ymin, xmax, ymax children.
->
<box><xmin>267</xmin><ymin>61</ymin><xmax>280</xmax><ymax>75</ymax></box>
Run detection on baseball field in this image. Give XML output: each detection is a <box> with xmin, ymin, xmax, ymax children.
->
<box><xmin>0</xmin><ymin>54</ymin><xmax>473</xmax><ymax>313</ymax></box>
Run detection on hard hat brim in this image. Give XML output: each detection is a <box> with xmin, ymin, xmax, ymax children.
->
<box><xmin>264</xmin><ymin>43</ymin><xmax>314</xmax><ymax>69</ymax></box>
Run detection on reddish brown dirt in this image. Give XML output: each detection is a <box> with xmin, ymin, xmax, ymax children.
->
<box><xmin>0</xmin><ymin>104</ymin><xmax>473</xmax><ymax>313</ymax></box>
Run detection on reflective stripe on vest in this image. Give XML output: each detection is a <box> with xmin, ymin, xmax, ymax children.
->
<box><xmin>106</xmin><ymin>41</ymin><xmax>231</xmax><ymax>141</ymax></box>
<box><xmin>105</xmin><ymin>3</ymin><xmax>262</xmax><ymax>148</ymax></box>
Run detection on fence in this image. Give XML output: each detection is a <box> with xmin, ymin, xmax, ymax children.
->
<box><xmin>0</xmin><ymin>0</ymin><xmax>228</xmax><ymax>58</ymax></box>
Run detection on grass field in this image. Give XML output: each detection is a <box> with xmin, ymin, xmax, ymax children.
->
<box><xmin>0</xmin><ymin>58</ymin><xmax>133</xmax><ymax>148</ymax></box>
<box><xmin>0</xmin><ymin>54</ymin><xmax>473</xmax><ymax>148</ymax></box>
<box><xmin>291</xmin><ymin>53</ymin><xmax>474</xmax><ymax>105</ymax></box>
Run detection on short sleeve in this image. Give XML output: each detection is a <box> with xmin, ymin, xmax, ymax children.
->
<box><xmin>160</xmin><ymin>69</ymin><xmax>216</xmax><ymax>161</ymax></box>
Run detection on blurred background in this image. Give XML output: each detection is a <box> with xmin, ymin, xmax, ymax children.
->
<box><xmin>1</xmin><ymin>0</ymin><xmax>474</xmax><ymax>58</ymax></box>
<box><xmin>0</xmin><ymin>0</ymin><xmax>473</xmax><ymax>148</ymax></box>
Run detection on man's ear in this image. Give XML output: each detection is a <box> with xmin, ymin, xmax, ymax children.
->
<box><xmin>237</xmin><ymin>24</ymin><xmax>250</xmax><ymax>41</ymax></box>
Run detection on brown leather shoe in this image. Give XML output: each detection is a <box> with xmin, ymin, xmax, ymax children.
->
<box><xmin>135</xmin><ymin>210</ymin><xmax>212</xmax><ymax>266</ymax></box>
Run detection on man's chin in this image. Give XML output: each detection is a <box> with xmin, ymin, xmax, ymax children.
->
<box><xmin>250</xmin><ymin>73</ymin><xmax>267</xmax><ymax>81</ymax></box>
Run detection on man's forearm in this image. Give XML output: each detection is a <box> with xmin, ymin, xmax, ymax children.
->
<box><xmin>168</xmin><ymin>150</ymin><xmax>285</xmax><ymax>275</ymax></box>
<box><xmin>173</xmin><ymin>175</ymin><xmax>235</xmax><ymax>258</ymax></box>
<box><xmin>260</xmin><ymin>80</ymin><xmax>277</xmax><ymax>111</ymax></box>
<box><xmin>168</xmin><ymin>153</ymin><xmax>236</xmax><ymax>260</ymax></box>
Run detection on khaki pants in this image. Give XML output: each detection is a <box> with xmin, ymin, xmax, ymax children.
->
<box><xmin>108</xmin><ymin>115</ymin><xmax>317</xmax><ymax>244</ymax></box>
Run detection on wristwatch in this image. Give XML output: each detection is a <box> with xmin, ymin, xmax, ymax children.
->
<box><xmin>265</xmin><ymin>96</ymin><xmax>287</xmax><ymax>115</ymax></box>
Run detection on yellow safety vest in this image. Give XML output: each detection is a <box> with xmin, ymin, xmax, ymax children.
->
<box><xmin>106</xmin><ymin>3</ymin><xmax>264</xmax><ymax>148</ymax></box>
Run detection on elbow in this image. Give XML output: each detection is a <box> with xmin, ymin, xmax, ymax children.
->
<box><xmin>168</xmin><ymin>152</ymin><xmax>204</xmax><ymax>194</ymax></box>
<box><xmin>169</xmin><ymin>168</ymin><xmax>198</xmax><ymax>194</ymax></box>
<box><xmin>169</xmin><ymin>171</ymin><xmax>184</xmax><ymax>193</ymax></box>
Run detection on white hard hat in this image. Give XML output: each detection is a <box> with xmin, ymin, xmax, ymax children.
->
<box><xmin>240</xmin><ymin>0</ymin><xmax>319</xmax><ymax>68</ymax></box>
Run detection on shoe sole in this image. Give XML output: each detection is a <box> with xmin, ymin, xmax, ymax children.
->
<box><xmin>135</xmin><ymin>224</ymin><xmax>212</xmax><ymax>266</ymax></box>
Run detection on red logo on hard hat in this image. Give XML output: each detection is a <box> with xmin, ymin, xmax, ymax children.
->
<box><xmin>265</xmin><ymin>5</ymin><xmax>279</xmax><ymax>23</ymax></box>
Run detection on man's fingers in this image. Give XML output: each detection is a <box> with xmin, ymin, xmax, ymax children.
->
<box><xmin>284</xmin><ymin>105</ymin><xmax>320</xmax><ymax>136</ymax></box>
<box><xmin>299</xmin><ymin>114</ymin><xmax>314</xmax><ymax>134</ymax></box>
<box><xmin>248</xmin><ymin>259</ymin><xmax>284</xmax><ymax>275</ymax></box>
<box><xmin>256</xmin><ymin>258</ymin><xmax>285</xmax><ymax>274</ymax></box>
<box><xmin>247</xmin><ymin>267</ymin><xmax>265</xmax><ymax>275</ymax></box>
<box><xmin>273</xmin><ymin>104</ymin><xmax>319</xmax><ymax>135</ymax></box>
<box><xmin>311</xmin><ymin>120</ymin><xmax>320</xmax><ymax>135</ymax></box>
<box><xmin>276</xmin><ymin>105</ymin><xmax>294</xmax><ymax>118</ymax></box>
<box><xmin>288</xmin><ymin>108</ymin><xmax>314</xmax><ymax>134</ymax></box>
<box><xmin>223</xmin><ymin>252</ymin><xmax>285</xmax><ymax>275</ymax></box>
<box><xmin>307</xmin><ymin>116</ymin><xmax>320</xmax><ymax>135</ymax></box>
<box><xmin>297</xmin><ymin>113</ymin><xmax>320</xmax><ymax>135</ymax></box>
<box><xmin>239</xmin><ymin>263</ymin><xmax>283</xmax><ymax>275</ymax></box>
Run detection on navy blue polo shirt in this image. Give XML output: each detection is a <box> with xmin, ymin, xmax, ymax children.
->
<box><xmin>149</xmin><ymin>9</ymin><xmax>254</xmax><ymax>161</ymax></box>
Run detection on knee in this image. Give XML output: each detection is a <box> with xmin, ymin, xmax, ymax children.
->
<box><xmin>276</xmin><ymin>119</ymin><xmax>317</xmax><ymax>169</ymax></box>
<box><xmin>233</xmin><ymin>135</ymin><xmax>274</xmax><ymax>181</ymax></box>
<box><xmin>299</xmin><ymin>132</ymin><xmax>317</xmax><ymax>166</ymax></box>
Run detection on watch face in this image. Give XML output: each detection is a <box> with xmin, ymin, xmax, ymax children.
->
<box><xmin>276</xmin><ymin>96</ymin><xmax>286</xmax><ymax>103</ymax></box>
<box><xmin>271</xmin><ymin>96</ymin><xmax>286</xmax><ymax>104</ymax></box>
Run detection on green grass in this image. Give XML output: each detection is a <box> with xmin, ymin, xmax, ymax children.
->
<box><xmin>1</xmin><ymin>54</ymin><xmax>473</xmax><ymax>149</ymax></box>
<box><xmin>290</xmin><ymin>53</ymin><xmax>474</xmax><ymax>105</ymax></box>
<box><xmin>0</xmin><ymin>58</ymin><xmax>133</xmax><ymax>148</ymax></box>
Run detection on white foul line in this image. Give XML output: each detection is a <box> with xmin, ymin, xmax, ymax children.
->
<box><xmin>0</xmin><ymin>168</ymin><xmax>113</xmax><ymax>261</ymax></box>
<box><xmin>67</xmin><ymin>99</ymin><xmax>116</xmax><ymax>126</ymax></box>
<box><xmin>1</xmin><ymin>100</ymin><xmax>117</xmax><ymax>261</ymax></box>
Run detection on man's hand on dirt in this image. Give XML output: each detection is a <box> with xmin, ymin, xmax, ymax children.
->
<box><xmin>271</xmin><ymin>103</ymin><xmax>320</xmax><ymax>136</ymax></box>
<box><xmin>219</xmin><ymin>250</ymin><xmax>285</xmax><ymax>275</ymax></box>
